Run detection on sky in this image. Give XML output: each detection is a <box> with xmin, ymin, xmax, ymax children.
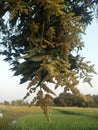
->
<box><xmin>0</xmin><ymin>19</ymin><xmax>98</xmax><ymax>103</ymax></box>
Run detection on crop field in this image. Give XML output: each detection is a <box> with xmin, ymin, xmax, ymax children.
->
<box><xmin>0</xmin><ymin>105</ymin><xmax>98</xmax><ymax>130</ymax></box>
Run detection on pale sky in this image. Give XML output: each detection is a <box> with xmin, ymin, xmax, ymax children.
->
<box><xmin>0</xmin><ymin>19</ymin><xmax>98</xmax><ymax>103</ymax></box>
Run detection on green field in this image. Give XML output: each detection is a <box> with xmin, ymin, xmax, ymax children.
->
<box><xmin>0</xmin><ymin>105</ymin><xmax>98</xmax><ymax>130</ymax></box>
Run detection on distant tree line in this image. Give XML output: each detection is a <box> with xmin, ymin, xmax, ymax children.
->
<box><xmin>53</xmin><ymin>93</ymin><xmax>98</xmax><ymax>108</ymax></box>
<box><xmin>1</xmin><ymin>94</ymin><xmax>98</xmax><ymax>108</ymax></box>
<box><xmin>0</xmin><ymin>99</ymin><xmax>29</xmax><ymax>106</ymax></box>
<box><xmin>11</xmin><ymin>99</ymin><xmax>29</xmax><ymax>106</ymax></box>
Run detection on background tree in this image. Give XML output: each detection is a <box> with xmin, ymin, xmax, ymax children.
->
<box><xmin>54</xmin><ymin>93</ymin><xmax>98</xmax><ymax>107</ymax></box>
<box><xmin>85</xmin><ymin>94</ymin><xmax>95</xmax><ymax>107</ymax></box>
<box><xmin>54</xmin><ymin>92</ymin><xmax>86</xmax><ymax>107</ymax></box>
<box><xmin>93</xmin><ymin>95</ymin><xmax>98</xmax><ymax>107</ymax></box>
<box><xmin>0</xmin><ymin>0</ymin><xmax>98</xmax><ymax>121</ymax></box>
<box><xmin>11</xmin><ymin>99</ymin><xmax>28</xmax><ymax>106</ymax></box>
<box><xmin>3</xmin><ymin>100</ymin><xmax>10</xmax><ymax>106</ymax></box>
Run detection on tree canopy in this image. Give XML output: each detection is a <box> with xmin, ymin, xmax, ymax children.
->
<box><xmin>0</xmin><ymin>0</ymin><xmax>97</xmax><ymax>121</ymax></box>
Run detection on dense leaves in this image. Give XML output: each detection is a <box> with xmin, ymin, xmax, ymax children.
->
<box><xmin>54</xmin><ymin>93</ymin><xmax>98</xmax><ymax>107</ymax></box>
<box><xmin>0</xmin><ymin>0</ymin><xmax>98</xmax><ymax>121</ymax></box>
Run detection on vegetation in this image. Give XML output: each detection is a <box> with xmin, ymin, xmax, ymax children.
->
<box><xmin>0</xmin><ymin>99</ymin><xmax>28</xmax><ymax>106</ymax></box>
<box><xmin>0</xmin><ymin>105</ymin><xmax>98</xmax><ymax>130</ymax></box>
<box><xmin>54</xmin><ymin>93</ymin><xmax>98</xmax><ymax>107</ymax></box>
<box><xmin>0</xmin><ymin>117</ymin><xmax>12</xmax><ymax>130</ymax></box>
<box><xmin>11</xmin><ymin>99</ymin><xmax>28</xmax><ymax>106</ymax></box>
<box><xmin>0</xmin><ymin>0</ymin><xmax>98</xmax><ymax>120</ymax></box>
<box><xmin>1</xmin><ymin>94</ymin><xmax>98</xmax><ymax>108</ymax></box>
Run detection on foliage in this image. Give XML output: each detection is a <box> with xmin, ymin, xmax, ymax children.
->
<box><xmin>0</xmin><ymin>0</ymin><xmax>98</xmax><ymax>121</ymax></box>
<box><xmin>54</xmin><ymin>93</ymin><xmax>84</xmax><ymax>107</ymax></box>
<box><xmin>11</xmin><ymin>99</ymin><xmax>28</xmax><ymax>106</ymax></box>
<box><xmin>93</xmin><ymin>95</ymin><xmax>98</xmax><ymax>107</ymax></box>
<box><xmin>3</xmin><ymin>101</ymin><xmax>10</xmax><ymax>106</ymax></box>
<box><xmin>54</xmin><ymin>93</ymin><xmax>98</xmax><ymax>107</ymax></box>
<box><xmin>64</xmin><ymin>0</ymin><xmax>97</xmax><ymax>27</ymax></box>
<box><xmin>85</xmin><ymin>94</ymin><xmax>95</xmax><ymax>107</ymax></box>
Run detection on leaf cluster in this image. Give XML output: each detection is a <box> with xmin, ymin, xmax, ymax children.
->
<box><xmin>0</xmin><ymin>0</ymin><xmax>97</xmax><ymax>121</ymax></box>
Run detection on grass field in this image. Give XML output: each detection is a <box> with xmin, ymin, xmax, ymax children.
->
<box><xmin>0</xmin><ymin>105</ymin><xmax>98</xmax><ymax>130</ymax></box>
